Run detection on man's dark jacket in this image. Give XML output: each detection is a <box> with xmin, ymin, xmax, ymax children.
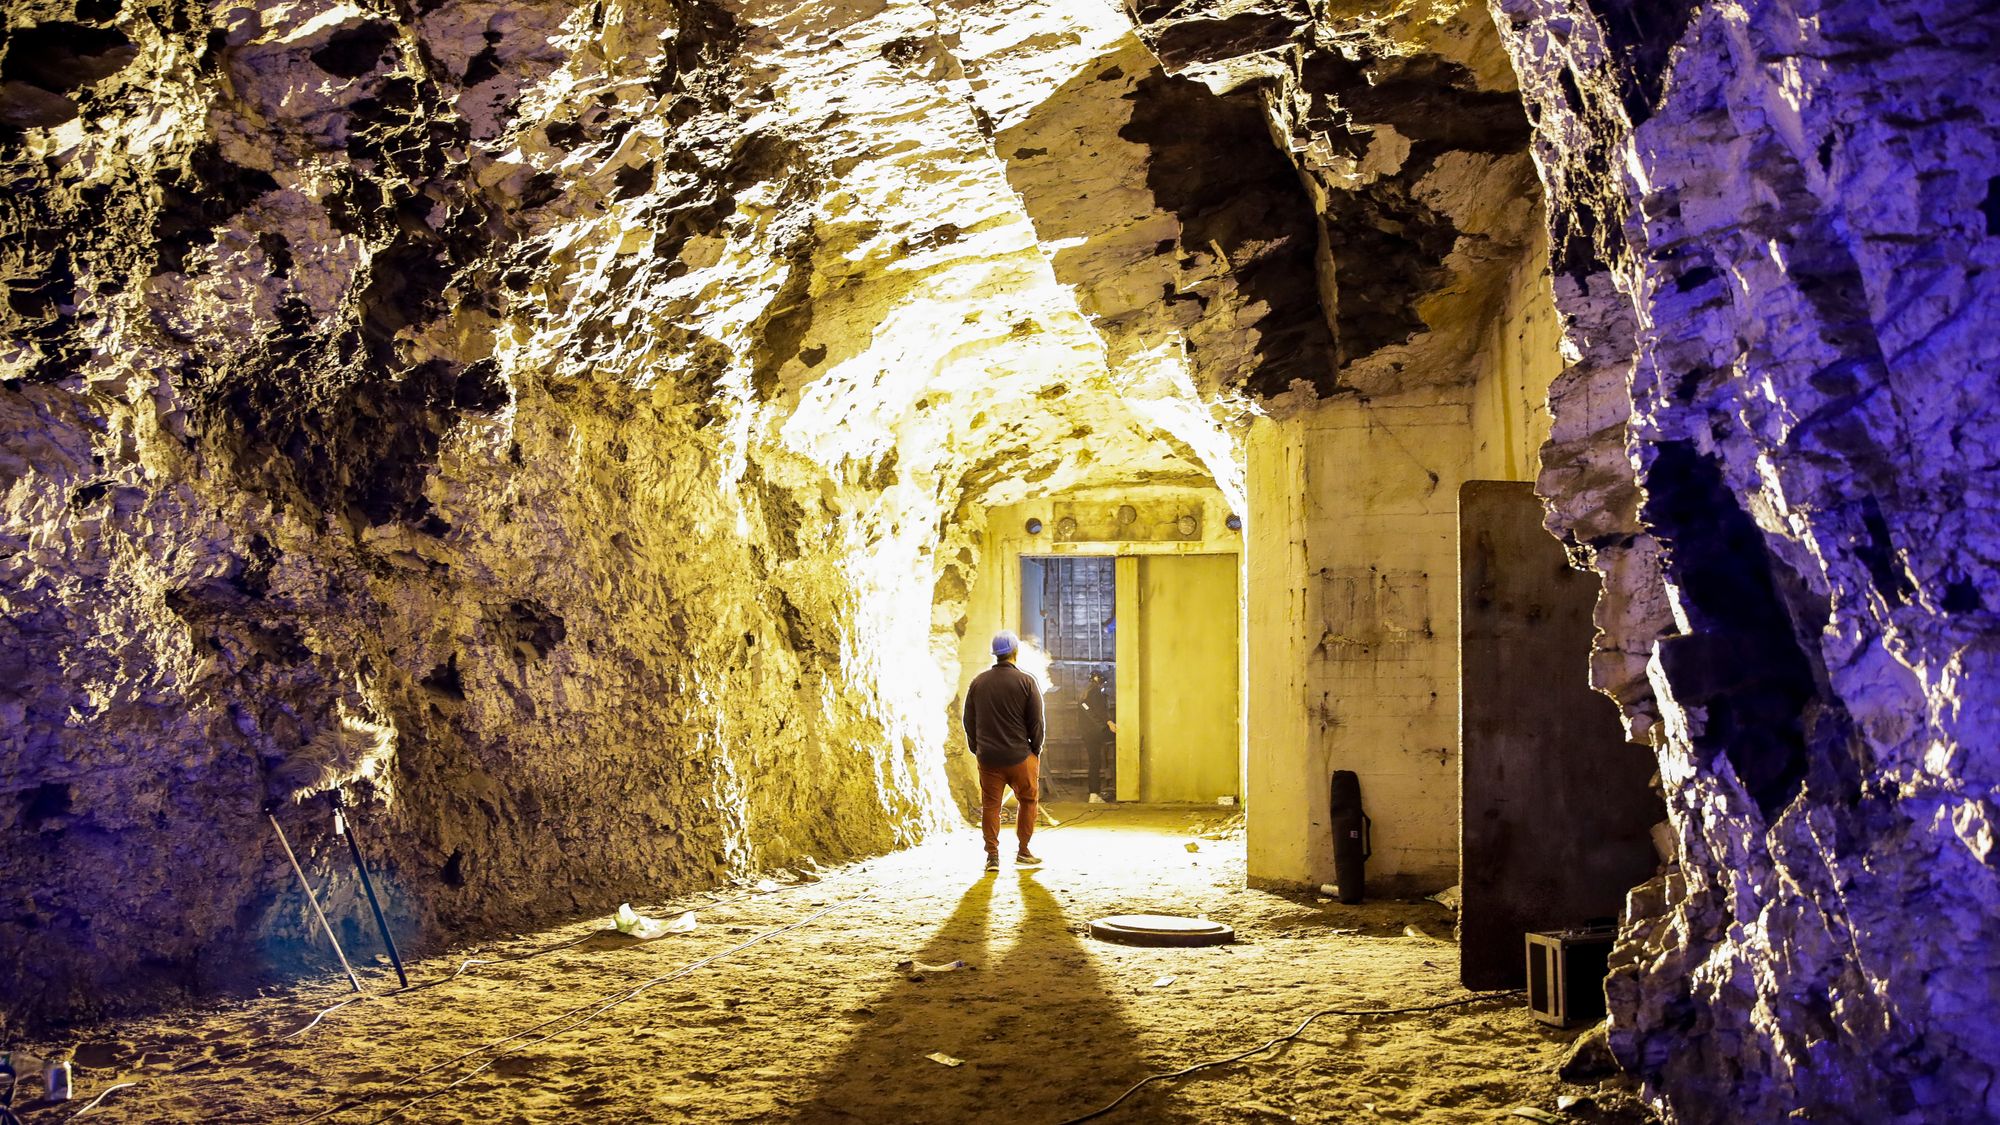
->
<box><xmin>963</xmin><ymin>661</ymin><xmax>1044</xmax><ymax>768</ymax></box>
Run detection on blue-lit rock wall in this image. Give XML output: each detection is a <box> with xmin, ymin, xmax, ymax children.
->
<box><xmin>1493</xmin><ymin>0</ymin><xmax>2000</xmax><ymax>1119</ymax></box>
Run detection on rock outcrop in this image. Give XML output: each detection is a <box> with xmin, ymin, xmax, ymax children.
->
<box><xmin>1491</xmin><ymin>0</ymin><xmax>2000</xmax><ymax>1120</ymax></box>
<box><xmin>1129</xmin><ymin>0</ymin><xmax>2000</xmax><ymax>1119</ymax></box>
<box><xmin>1127</xmin><ymin>0</ymin><xmax>1545</xmax><ymax>400</ymax></box>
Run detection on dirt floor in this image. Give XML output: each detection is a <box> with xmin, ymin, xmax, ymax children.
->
<box><xmin>9</xmin><ymin>805</ymin><xmax>1656</xmax><ymax>1123</ymax></box>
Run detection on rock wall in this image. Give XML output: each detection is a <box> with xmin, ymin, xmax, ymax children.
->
<box><xmin>0</xmin><ymin>0</ymin><xmax>952</xmax><ymax>1027</ymax></box>
<box><xmin>0</xmin><ymin>0</ymin><xmax>1271</xmax><ymax>1029</ymax></box>
<box><xmin>1490</xmin><ymin>0</ymin><xmax>2000</xmax><ymax>1120</ymax></box>
<box><xmin>12</xmin><ymin>0</ymin><xmax>1995</xmax><ymax>1115</ymax></box>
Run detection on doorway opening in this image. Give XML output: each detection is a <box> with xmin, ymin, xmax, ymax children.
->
<box><xmin>1021</xmin><ymin>556</ymin><xmax>1116</xmax><ymax>800</ymax></box>
<box><xmin>1019</xmin><ymin>553</ymin><xmax>1242</xmax><ymax>804</ymax></box>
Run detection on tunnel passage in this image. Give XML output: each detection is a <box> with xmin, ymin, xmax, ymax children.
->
<box><xmin>5</xmin><ymin>2</ymin><xmax>1995</xmax><ymax>1124</ymax></box>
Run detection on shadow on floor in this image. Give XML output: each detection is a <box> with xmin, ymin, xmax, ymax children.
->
<box><xmin>797</xmin><ymin>871</ymin><xmax>1190</xmax><ymax>1124</ymax></box>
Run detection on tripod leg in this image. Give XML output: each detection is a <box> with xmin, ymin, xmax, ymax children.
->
<box><xmin>268</xmin><ymin>811</ymin><xmax>363</xmax><ymax>992</ymax></box>
<box><xmin>331</xmin><ymin>796</ymin><xmax>408</xmax><ymax>989</ymax></box>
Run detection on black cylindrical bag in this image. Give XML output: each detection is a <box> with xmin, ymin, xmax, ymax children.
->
<box><xmin>1329</xmin><ymin>770</ymin><xmax>1371</xmax><ymax>904</ymax></box>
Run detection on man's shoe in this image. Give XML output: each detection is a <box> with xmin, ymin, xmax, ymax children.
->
<box><xmin>984</xmin><ymin>853</ymin><xmax>1000</xmax><ymax>871</ymax></box>
<box><xmin>1015</xmin><ymin>851</ymin><xmax>1043</xmax><ymax>867</ymax></box>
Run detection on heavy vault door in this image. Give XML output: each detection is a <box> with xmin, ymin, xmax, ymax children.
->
<box><xmin>1132</xmin><ymin>554</ymin><xmax>1240</xmax><ymax>803</ymax></box>
<box><xmin>1459</xmin><ymin>481</ymin><xmax>1662</xmax><ymax>989</ymax></box>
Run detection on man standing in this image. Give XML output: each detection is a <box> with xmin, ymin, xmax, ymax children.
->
<box><xmin>1079</xmin><ymin>669</ymin><xmax>1115</xmax><ymax>800</ymax></box>
<box><xmin>963</xmin><ymin>630</ymin><xmax>1045</xmax><ymax>871</ymax></box>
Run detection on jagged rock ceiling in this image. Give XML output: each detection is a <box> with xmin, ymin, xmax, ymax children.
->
<box><xmin>1128</xmin><ymin>0</ymin><xmax>1542</xmax><ymax>397</ymax></box>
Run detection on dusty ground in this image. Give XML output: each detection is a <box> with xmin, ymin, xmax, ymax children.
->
<box><xmin>11</xmin><ymin>806</ymin><xmax>1653</xmax><ymax>1123</ymax></box>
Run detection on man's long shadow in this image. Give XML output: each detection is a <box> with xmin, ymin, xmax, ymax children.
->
<box><xmin>800</xmin><ymin>871</ymin><xmax>1193</xmax><ymax>1124</ymax></box>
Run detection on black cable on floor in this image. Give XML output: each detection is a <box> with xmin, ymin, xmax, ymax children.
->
<box><xmin>1050</xmin><ymin>990</ymin><xmax>1524</xmax><ymax>1124</ymax></box>
<box><xmin>1043</xmin><ymin>808</ymin><xmax>1104</xmax><ymax>832</ymax></box>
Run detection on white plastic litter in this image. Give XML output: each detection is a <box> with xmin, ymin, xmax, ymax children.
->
<box><xmin>612</xmin><ymin>903</ymin><xmax>697</xmax><ymax>940</ymax></box>
<box><xmin>896</xmin><ymin>959</ymin><xmax>971</xmax><ymax>976</ymax></box>
<box><xmin>1151</xmin><ymin>975</ymin><xmax>1176</xmax><ymax>988</ymax></box>
<box><xmin>1088</xmin><ymin>793</ymin><xmax>1105</xmax><ymax>804</ymax></box>
<box><xmin>1318</xmin><ymin>883</ymin><xmax>1338</xmax><ymax>897</ymax></box>
<box><xmin>926</xmin><ymin>1052</ymin><xmax>964</xmax><ymax>1067</ymax></box>
<box><xmin>1426</xmin><ymin>884</ymin><xmax>1462</xmax><ymax>911</ymax></box>
<box><xmin>1217</xmin><ymin>795</ymin><xmax>1236</xmax><ymax>806</ymax></box>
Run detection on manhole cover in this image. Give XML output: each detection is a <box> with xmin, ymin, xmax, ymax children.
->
<box><xmin>1089</xmin><ymin>914</ymin><xmax>1235</xmax><ymax>947</ymax></box>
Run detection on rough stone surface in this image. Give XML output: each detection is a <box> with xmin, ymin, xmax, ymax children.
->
<box><xmin>1129</xmin><ymin>0</ymin><xmax>1545</xmax><ymax>400</ymax></box>
<box><xmin>0</xmin><ymin>0</ymin><xmax>1257</xmax><ymax>1027</ymax></box>
<box><xmin>9</xmin><ymin>3</ymin><xmax>1998</xmax><ymax>1123</ymax></box>
<box><xmin>6</xmin><ymin>0</ymin><xmax>1512</xmax><ymax>1029</ymax></box>
<box><xmin>1492</xmin><ymin>0</ymin><xmax>2000</xmax><ymax>1120</ymax></box>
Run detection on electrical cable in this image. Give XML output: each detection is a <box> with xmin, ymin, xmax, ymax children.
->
<box><xmin>297</xmin><ymin>895</ymin><xmax>859</xmax><ymax>1124</ymax></box>
<box><xmin>401</xmin><ymin>931</ymin><xmax>600</xmax><ymax>995</ymax></box>
<box><xmin>1050</xmin><ymin>991</ymin><xmax>1523</xmax><ymax>1125</ymax></box>
<box><xmin>278</xmin><ymin>996</ymin><xmax>369</xmax><ymax>1043</ymax></box>
<box><xmin>1043</xmin><ymin>808</ymin><xmax>1103</xmax><ymax>832</ymax></box>
<box><xmin>65</xmin><ymin>1081</ymin><xmax>139</xmax><ymax>1119</ymax></box>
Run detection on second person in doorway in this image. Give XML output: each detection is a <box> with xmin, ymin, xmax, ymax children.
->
<box><xmin>1080</xmin><ymin>669</ymin><xmax>1115</xmax><ymax>801</ymax></box>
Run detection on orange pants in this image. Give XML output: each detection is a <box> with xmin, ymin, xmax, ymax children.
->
<box><xmin>979</xmin><ymin>757</ymin><xmax>1039</xmax><ymax>856</ymax></box>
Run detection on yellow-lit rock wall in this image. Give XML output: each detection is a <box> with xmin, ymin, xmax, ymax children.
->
<box><xmin>4</xmin><ymin>0</ymin><xmax>1560</xmax><ymax>1026</ymax></box>
<box><xmin>1471</xmin><ymin>227</ymin><xmax>1561</xmax><ymax>485</ymax></box>
<box><xmin>0</xmin><ymin>0</ymin><xmax>1211</xmax><ymax>1028</ymax></box>
<box><xmin>0</xmin><ymin>0</ymin><xmax>1311</xmax><ymax>1027</ymax></box>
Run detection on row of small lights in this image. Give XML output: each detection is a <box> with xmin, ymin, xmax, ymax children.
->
<box><xmin>1023</xmin><ymin>513</ymin><xmax>1244</xmax><ymax>535</ymax></box>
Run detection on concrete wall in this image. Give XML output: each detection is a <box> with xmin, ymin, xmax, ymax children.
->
<box><xmin>1245</xmin><ymin>241</ymin><xmax>1561</xmax><ymax>893</ymax></box>
<box><xmin>1470</xmin><ymin>230</ymin><xmax>1561</xmax><ymax>484</ymax></box>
